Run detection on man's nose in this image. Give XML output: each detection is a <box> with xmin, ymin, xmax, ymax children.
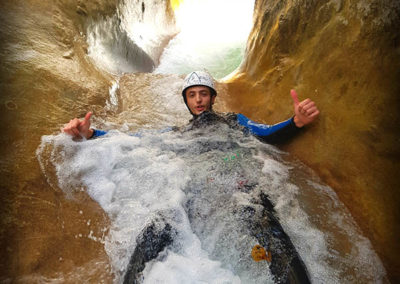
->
<box><xmin>195</xmin><ymin>93</ymin><xmax>202</xmax><ymax>102</ymax></box>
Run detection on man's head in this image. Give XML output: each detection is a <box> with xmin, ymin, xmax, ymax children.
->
<box><xmin>182</xmin><ymin>71</ymin><xmax>217</xmax><ymax>116</ymax></box>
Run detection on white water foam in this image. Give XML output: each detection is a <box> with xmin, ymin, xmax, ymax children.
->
<box><xmin>38</xmin><ymin>129</ymin><xmax>249</xmax><ymax>282</ymax></box>
<box><xmin>37</xmin><ymin>120</ymin><xmax>386</xmax><ymax>283</ymax></box>
<box><xmin>106</xmin><ymin>79</ymin><xmax>120</xmax><ymax>111</ymax></box>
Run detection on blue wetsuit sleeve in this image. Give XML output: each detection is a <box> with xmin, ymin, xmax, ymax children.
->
<box><xmin>237</xmin><ymin>113</ymin><xmax>293</xmax><ymax>136</ymax></box>
<box><xmin>236</xmin><ymin>113</ymin><xmax>302</xmax><ymax>144</ymax></box>
<box><xmin>92</xmin><ymin>129</ymin><xmax>108</xmax><ymax>138</ymax></box>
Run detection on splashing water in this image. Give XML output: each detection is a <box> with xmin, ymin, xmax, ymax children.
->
<box><xmin>37</xmin><ymin>114</ymin><xmax>386</xmax><ymax>283</ymax></box>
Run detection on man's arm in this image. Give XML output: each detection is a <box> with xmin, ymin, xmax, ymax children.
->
<box><xmin>62</xmin><ymin>112</ymin><xmax>175</xmax><ymax>139</ymax></box>
<box><xmin>237</xmin><ymin>114</ymin><xmax>301</xmax><ymax>144</ymax></box>
<box><xmin>236</xmin><ymin>89</ymin><xmax>319</xmax><ymax>144</ymax></box>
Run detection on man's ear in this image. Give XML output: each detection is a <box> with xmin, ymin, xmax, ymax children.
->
<box><xmin>211</xmin><ymin>95</ymin><xmax>216</xmax><ymax>105</ymax></box>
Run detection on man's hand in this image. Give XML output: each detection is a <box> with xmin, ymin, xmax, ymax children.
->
<box><xmin>63</xmin><ymin>112</ymin><xmax>94</xmax><ymax>139</ymax></box>
<box><xmin>290</xmin><ymin>90</ymin><xmax>320</xmax><ymax>128</ymax></box>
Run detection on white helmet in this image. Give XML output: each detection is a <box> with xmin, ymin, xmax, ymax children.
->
<box><xmin>181</xmin><ymin>71</ymin><xmax>217</xmax><ymax>97</ymax></box>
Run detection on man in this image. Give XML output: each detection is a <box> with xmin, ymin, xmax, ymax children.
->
<box><xmin>63</xmin><ymin>71</ymin><xmax>319</xmax><ymax>143</ymax></box>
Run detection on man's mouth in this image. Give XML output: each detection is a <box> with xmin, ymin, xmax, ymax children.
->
<box><xmin>195</xmin><ymin>106</ymin><xmax>205</xmax><ymax>111</ymax></box>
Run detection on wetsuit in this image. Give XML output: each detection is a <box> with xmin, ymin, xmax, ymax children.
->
<box><xmin>91</xmin><ymin>112</ymin><xmax>301</xmax><ymax>145</ymax></box>
<box><xmin>235</xmin><ymin>113</ymin><xmax>301</xmax><ymax>144</ymax></box>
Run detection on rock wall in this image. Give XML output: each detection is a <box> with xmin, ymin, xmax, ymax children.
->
<box><xmin>0</xmin><ymin>0</ymin><xmax>117</xmax><ymax>280</ymax></box>
<box><xmin>225</xmin><ymin>0</ymin><xmax>400</xmax><ymax>281</ymax></box>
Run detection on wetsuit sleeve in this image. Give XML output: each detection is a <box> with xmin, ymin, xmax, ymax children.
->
<box><xmin>236</xmin><ymin>113</ymin><xmax>302</xmax><ymax>144</ymax></box>
<box><xmin>91</xmin><ymin>129</ymin><xmax>108</xmax><ymax>138</ymax></box>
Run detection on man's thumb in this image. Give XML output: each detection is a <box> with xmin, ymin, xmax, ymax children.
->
<box><xmin>290</xmin><ymin>89</ymin><xmax>300</xmax><ymax>106</ymax></box>
<box><xmin>84</xmin><ymin>111</ymin><xmax>92</xmax><ymax>123</ymax></box>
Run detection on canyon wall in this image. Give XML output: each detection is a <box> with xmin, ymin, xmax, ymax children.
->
<box><xmin>0</xmin><ymin>0</ymin><xmax>118</xmax><ymax>280</ymax></box>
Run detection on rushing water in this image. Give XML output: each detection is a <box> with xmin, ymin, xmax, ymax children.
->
<box><xmin>37</xmin><ymin>109</ymin><xmax>386</xmax><ymax>283</ymax></box>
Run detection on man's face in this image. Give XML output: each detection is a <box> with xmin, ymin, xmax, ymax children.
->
<box><xmin>185</xmin><ymin>86</ymin><xmax>216</xmax><ymax>116</ymax></box>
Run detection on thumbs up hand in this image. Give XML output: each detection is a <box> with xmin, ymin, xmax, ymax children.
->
<box><xmin>290</xmin><ymin>90</ymin><xmax>320</xmax><ymax>128</ymax></box>
<box><xmin>63</xmin><ymin>111</ymin><xmax>94</xmax><ymax>139</ymax></box>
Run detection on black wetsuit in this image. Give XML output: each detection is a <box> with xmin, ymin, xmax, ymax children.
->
<box><xmin>91</xmin><ymin>111</ymin><xmax>302</xmax><ymax>144</ymax></box>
